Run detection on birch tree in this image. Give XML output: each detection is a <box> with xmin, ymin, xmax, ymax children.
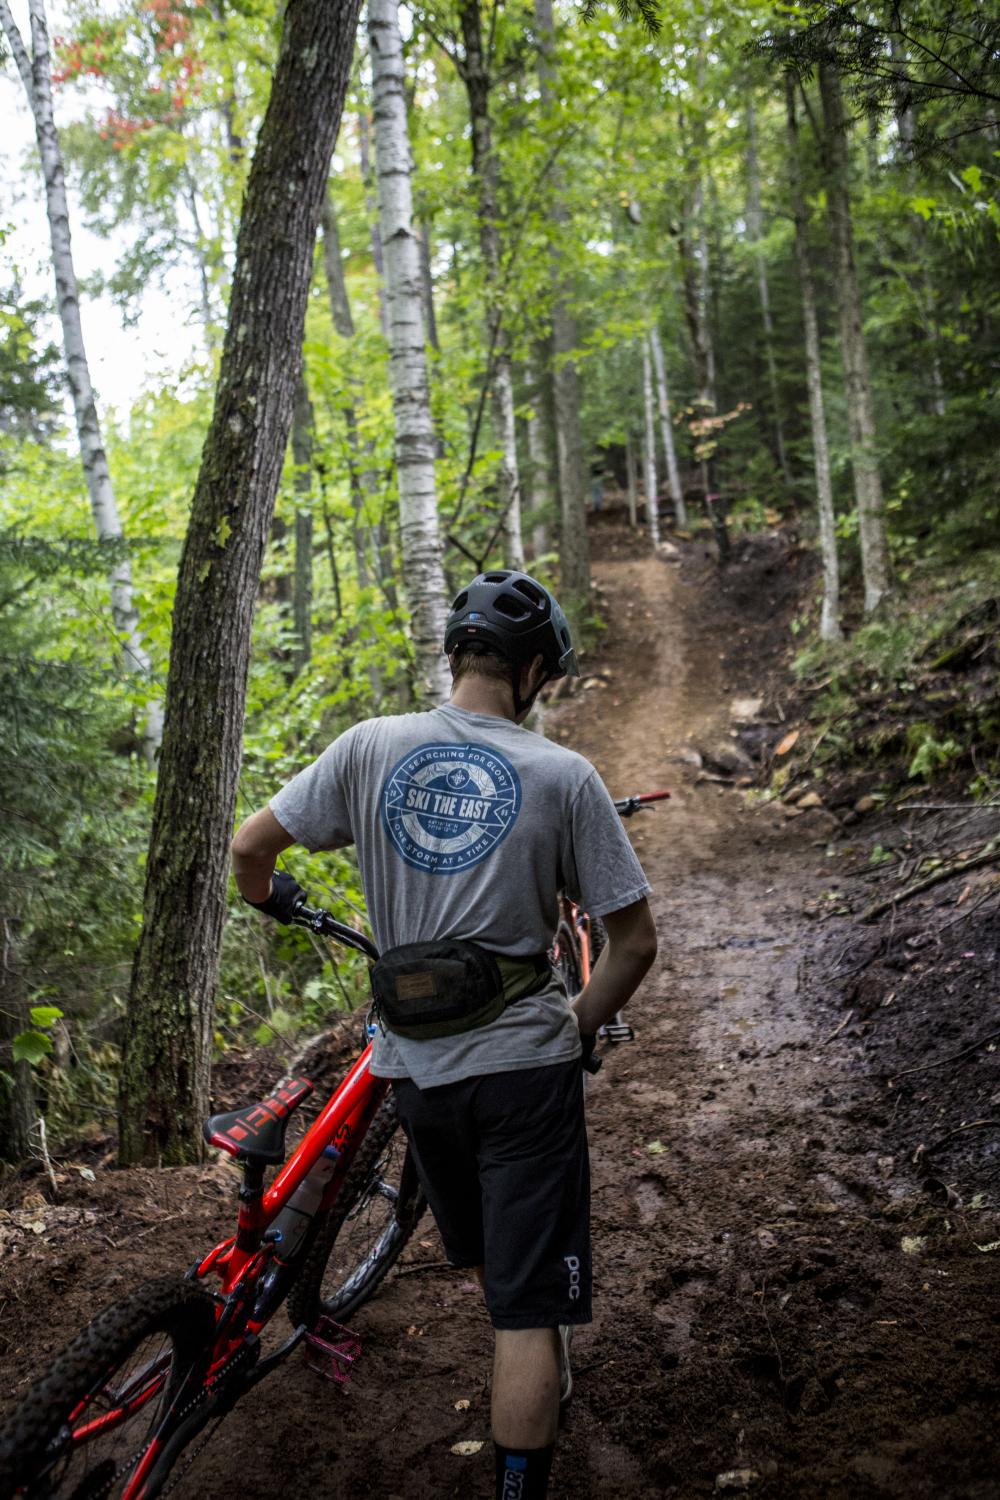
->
<box><xmin>641</xmin><ymin>334</ymin><xmax>660</xmax><ymax>547</ymax></box>
<box><xmin>369</xmin><ymin>0</ymin><xmax>451</xmax><ymax>703</ymax></box>
<box><xmin>786</xmin><ymin>76</ymin><xmax>840</xmax><ymax>641</ymax></box>
<box><xmin>0</xmin><ymin>0</ymin><xmax>162</xmax><ymax>759</ymax></box>
<box><xmin>819</xmin><ymin>63</ymin><xmax>891</xmax><ymax>613</ymax></box>
<box><xmin>648</xmin><ymin>322</ymin><xmax>686</xmax><ymax>527</ymax></box>
<box><xmin>118</xmin><ymin>0</ymin><xmax>364</xmax><ymax>1165</ymax></box>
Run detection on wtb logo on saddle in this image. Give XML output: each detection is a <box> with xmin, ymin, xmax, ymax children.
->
<box><xmin>381</xmin><ymin>741</ymin><xmax>521</xmax><ymax>875</ymax></box>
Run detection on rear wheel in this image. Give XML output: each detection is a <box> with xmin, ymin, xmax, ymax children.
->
<box><xmin>287</xmin><ymin>1093</ymin><xmax>426</xmax><ymax>1330</ymax></box>
<box><xmin>552</xmin><ymin>917</ymin><xmax>583</xmax><ymax>998</ymax></box>
<box><xmin>0</xmin><ymin>1278</ymin><xmax>217</xmax><ymax>1500</ymax></box>
<box><xmin>589</xmin><ymin>915</ymin><xmax>608</xmax><ymax>966</ymax></box>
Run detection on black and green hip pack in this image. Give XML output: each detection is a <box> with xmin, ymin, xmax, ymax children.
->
<box><xmin>369</xmin><ymin>939</ymin><xmax>550</xmax><ymax>1041</ymax></box>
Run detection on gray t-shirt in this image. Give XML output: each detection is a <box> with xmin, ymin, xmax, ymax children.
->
<box><xmin>269</xmin><ymin>703</ymin><xmax>651</xmax><ymax>1087</ymax></box>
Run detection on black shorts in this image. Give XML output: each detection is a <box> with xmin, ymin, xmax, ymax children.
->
<box><xmin>391</xmin><ymin>1060</ymin><xmax>591</xmax><ymax>1330</ymax></box>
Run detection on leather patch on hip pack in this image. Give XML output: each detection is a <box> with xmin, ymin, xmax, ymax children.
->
<box><xmin>395</xmin><ymin>971</ymin><xmax>438</xmax><ymax>1001</ymax></box>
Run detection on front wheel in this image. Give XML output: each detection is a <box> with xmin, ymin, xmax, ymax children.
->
<box><xmin>287</xmin><ymin>1093</ymin><xmax>426</xmax><ymax>1330</ymax></box>
<box><xmin>0</xmin><ymin>1278</ymin><xmax>218</xmax><ymax>1500</ymax></box>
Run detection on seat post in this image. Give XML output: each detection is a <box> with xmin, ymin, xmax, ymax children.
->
<box><xmin>236</xmin><ymin>1159</ymin><xmax>267</xmax><ymax>1253</ymax></box>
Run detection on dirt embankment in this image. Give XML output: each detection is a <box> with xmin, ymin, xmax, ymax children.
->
<box><xmin>2</xmin><ymin>518</ymin><xmax>998</xmax><ymax>1499</ymax></box>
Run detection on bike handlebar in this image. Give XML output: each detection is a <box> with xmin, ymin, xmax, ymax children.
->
<box><xmin>290</xmin><ymin>901</ymin><xmax>379</xmax><ymax>961</ymax></box>
<box><xmin>613</xmin><ymin>790</ymin><xmax>671</xmax><ymax>818</ymax></box>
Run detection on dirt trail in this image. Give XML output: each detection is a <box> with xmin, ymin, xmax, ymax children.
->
<box><xmin>2</xmin><ymin>534</ymin><xmax>998</xmax><ymax>1498</ymax></box>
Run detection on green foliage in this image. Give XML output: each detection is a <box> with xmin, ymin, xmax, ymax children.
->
<box><xmin>907</xmin><ymin>726</ymin><xmax>961</xmax><ymax>780</ymax></box>
<box><xmin>3</xmin><ymin>0</ymin><xmax>999</xmax><ymax>1148</ymax></box>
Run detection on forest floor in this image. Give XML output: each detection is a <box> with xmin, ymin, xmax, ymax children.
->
<box><xmin>2</xmin><ymin>511</ymin><xmax>999</xmax><ymax>1498</ymax></box>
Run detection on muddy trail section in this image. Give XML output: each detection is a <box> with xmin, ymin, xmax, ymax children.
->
<box><xmin>2</xmin><ymin>520</ymin><xmax>998</xmax><ymax>1499</ymax></box>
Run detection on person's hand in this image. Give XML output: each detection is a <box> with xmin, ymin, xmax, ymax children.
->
<box><xmin>244</xmin><ymin>869</ymin><xmax>306</xmax><ymax>924</ymax></box>
<box><xmin>579</xmin><ymin>1032</ymin><xmax>601</xmax><ymax>1074</ymax></box>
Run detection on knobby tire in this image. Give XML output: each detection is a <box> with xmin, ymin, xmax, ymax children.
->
<box><xmin>287</xmin><ymin>1092</ymin><xmax>426</xmax><ymax>1330</ymax></box>
<box><xmin>552</xmin><ymin>918</ymin><xmax>583</xmax><ymax>998</ymax></box>
<box><xmin>0</xmin><ymin>1277</ymin><xmax>218</xmax><ymax>1500</ymax></box>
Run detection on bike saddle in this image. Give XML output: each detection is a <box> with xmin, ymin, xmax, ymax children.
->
<box><xmin>204</xmin><ymin>1076</ymin><xmax>314</xmax><ymax>1165</ymax></box>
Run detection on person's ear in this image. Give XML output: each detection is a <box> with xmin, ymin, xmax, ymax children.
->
<box><xmin>521</xmin><ymin>653</ymin><xmax>546</xmax><ymax>694</ymax></box>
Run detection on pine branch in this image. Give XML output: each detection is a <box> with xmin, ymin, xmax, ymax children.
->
<box><xmin>580</xmin><ymin>0</ymin><xmax>660</xmax><ymax>37</ymax></box>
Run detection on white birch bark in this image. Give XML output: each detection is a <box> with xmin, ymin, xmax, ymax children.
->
<box><xmin>368</xmin><ymin>0</ymin><xmax>450</xmax><ymax>704</ymax></box>
<box><xmin>786</xmin><ymin>76</ymin><xmax>841</xmax><ymax>642</ymax></box>
<box><xmin>819</xmin><ymin>63</ymin><xmax>890</xmax><ymax>613</ymax></box>
<box><xmin>648</xmin><ymin>322</ymin><xmax>686</xmax><ymax>527</ymax></box>
<box><xmin>641</xmin><ymin>336</ymin><xmax>660</xmax><ymax>548</ymax></box>
<box><xmin>1</xmin><ymin>0</ymin><xmax>162</xmax><ymax>758</ymax></box>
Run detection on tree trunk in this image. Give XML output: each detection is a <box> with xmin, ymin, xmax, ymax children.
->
<box><xmin>358</xmin><ymin>108</ymin><xmax>390</xmax><ymax>342</ymax></box>
<box><xmin>369</xmin><ymin>0</ymin><xmax>451</xmax><ymax>704</ymax></box>
<box><xmin>678</xmin><ymin>167</ymin><xmax>717</xmax><ymax>501</ymax></box>
<box><xmin>641</xmin><ymin>336</ymin><xmax>660</xmax><ymax>548</ymax></box>
<box><xmin>625</xmin><ymin>430</ymin><xmax>638</xmax><ymax>529</ymax></box>
<box><xmin>746</xmin><ymin>97</ymin><xmax>792</xmax><ymax>488</ymax></box>
<box><xmin>648</xmin><ymin>322</ymin><xmax>686</xmax><ymax>527</ymax></box>
<box><xmin>1</xmin><ymin>0</ymin><xmax>162</xmax><ymax>761</ymax></box>
<box><xmin>524</xmin><ymin>354</ymin><xmax>552</xmax><ymax>559</ymax></box>
<box><xmin>786</xmin><ymin>76</ymin><xmax>841</xmax><ymax>642</ymax></box>
<box><xmin>0</xmin><ymin>918</ymin><xmax>34</xmax><ymax>1165</ymax></box>
<box><xmin>456</xmin><ymin>0</ymin><xmax>524</xmax><ymax>569</ymax></box>
<box><xmin>819</xmin><ymin>63</ymin><xmax>890</xmax><ymax>613</ymax></box>
<box><xmin>320</xmin><ymin>195</ymin><xmax>384</xmax><ymax>607</ymax></box>
<box><xmin>534</xmin><ymin>0</ymin><xmax>589</xmax><ymax>626</ymax></box>
<box><xmin>418</xmin><ymin>221</ymin><xmax>440</xmax><ymax>352</ymax></box>
<box><xmin>118</xmin><ymin>0</ymin><xmax>363</xmax><ymax>1167</ymax></box>
<box><xmin>291</xmin><ymin>373</ymin><xmax>314</xmax><ymax>673</ymax></box>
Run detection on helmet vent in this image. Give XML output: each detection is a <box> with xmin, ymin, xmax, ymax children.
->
<box><xmin>452</xmin><ymin>590</ymin><xmax>469</xmax><ymax>611</ymax></box>
<box><xmin>512</xmin><ymin>578</ymin><xmax>545</xmax><ymax>608</ymax></box>
<box><xmin>494</xmin><ymin>593</ymin><xmax>531</xmax><ymax>620</ymax></box>
<box><xmin>483</xmin><ymin>571</ymin><xmax>510</xmax><ymax>583</ymax></box>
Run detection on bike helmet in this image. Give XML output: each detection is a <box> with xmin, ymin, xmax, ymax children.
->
<box><xmin>444</xmin><ymin>570</ymin><xmax>579</xmax><ymax>681</ymax></box>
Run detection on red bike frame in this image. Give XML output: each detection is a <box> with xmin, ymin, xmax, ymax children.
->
<box><xmin>194</xmin><ymin>1048</ymin><xmax>387</xmax><ymax>1308</ymax></box>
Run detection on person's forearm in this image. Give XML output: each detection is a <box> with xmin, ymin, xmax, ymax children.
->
<box><xmin>231</xmin><ymin>808</ymin><xmax>295</xmax><ymax>903</ymax></box>
<box><xmin>571</xmin><ymin>939</ymin><xmax>655</xmax><ymax>1036</ymax></box>
<box><xmin>231</xmin><ymin>844</ymin><xmax>276</xmax><ymax>904</ymax></box>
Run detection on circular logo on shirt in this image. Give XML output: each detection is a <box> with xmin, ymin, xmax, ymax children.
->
<box><xmin>380</xmin><ymin>741</ymin><xmax>522</xmax><ymax>875</ymax></box>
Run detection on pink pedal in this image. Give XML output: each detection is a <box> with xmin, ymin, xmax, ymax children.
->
<box><xmin>304</xmin><ymin>1316</ymin><xmax>361</xmax><ymax>1386</ymax></box>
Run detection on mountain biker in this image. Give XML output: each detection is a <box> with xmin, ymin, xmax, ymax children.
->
<box><xmin>231</xmin><ymin>569</ymin><xmax>657</xmax><ymax>1500</ymax></box>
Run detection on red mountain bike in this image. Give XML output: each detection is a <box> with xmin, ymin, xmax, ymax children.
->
<box><xmin>0</xmin><ymin>905</ymin><xmax>415</xmax><ymax>1500</ymax></box>
<box><xmin>0</xmin><ymin>789</ymin><xmax>667</xmax><ymax>1499</ymax></box>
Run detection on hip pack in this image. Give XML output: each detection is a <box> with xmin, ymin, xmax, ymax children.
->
<box><xmin>369</xmin><ymin>939</ymin><xmax>550</xmax><ymax>1041</ymax></box>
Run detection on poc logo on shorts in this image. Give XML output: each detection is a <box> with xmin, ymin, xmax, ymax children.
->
<box><xmin>565</xmin><ymin>1254</ymin><xmax>581</xmax><ymax>1301</ymax></box>
<box><xmin>380</xmin><ymin>741</ymin><xmax>521</xmax><ymax>875</ymax></box>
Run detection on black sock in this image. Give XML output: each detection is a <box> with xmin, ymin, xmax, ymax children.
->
<box><xmin>494</xmin><ymin>1442</ymin><xmax>555</xmax><ymax>1500</ymax></box>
